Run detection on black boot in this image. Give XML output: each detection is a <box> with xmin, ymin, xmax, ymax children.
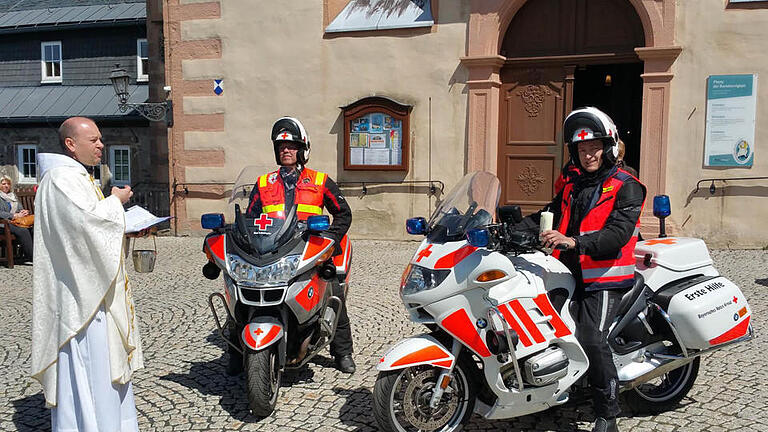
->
<box><xmin>592</xmin><ymin>417</ymin><xmax>618</xmax><ymax>432</ymax></box>
<box><xmin>334</xmin><ymin>354</ymin><xmax>356</xmax><ymax>374</ymax></box>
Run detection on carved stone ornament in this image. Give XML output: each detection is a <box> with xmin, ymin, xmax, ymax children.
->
<box><xmin>517</xmin><ymin>165</ymin><xmax>546</xmax><ymax>196</ymax></box>
<box><xmin>517</xmin><ymin>85</ymin><xmax>550</xmax><ymax>117</ymax></box>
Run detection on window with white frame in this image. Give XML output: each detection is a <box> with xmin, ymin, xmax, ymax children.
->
<box><xmin>41</xmin><ymin>41</ymin><xmax>62</xmax><ymax>83</ymax></box>
<box><xmin>137</xmin><ymin>39</ymin><xmax>149</xmax><ymax>82</ymax></box>
<box><xmin>109</xmin><ymin>146</ymin><xmax>131</xmax><ymax>186</ymax></box>
<box><xmin>17</xmin><ymin>144</ymin><xmax>38</xmax><ymax>183</ymax></box>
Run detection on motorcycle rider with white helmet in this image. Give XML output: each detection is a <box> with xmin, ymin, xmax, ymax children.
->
<box><xmin>225</xmin><ymin>117</ymin><xmax>356</xmax><ymax>375</ymax></box>
<box><xmin>513</xmin><ymin>107</ymin><xmax>646</xmax><ymax>432</ymax></box>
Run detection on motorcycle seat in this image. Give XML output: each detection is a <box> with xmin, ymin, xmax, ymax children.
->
<box><xmin>615</xmin><ymin>273</ymin><xmax>645</xmax><ymax>318</ymax></box>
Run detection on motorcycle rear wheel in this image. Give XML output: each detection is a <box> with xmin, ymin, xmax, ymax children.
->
<box><xmin>373</xmin><ymin>361</ymin><xmax>476</xmax><ymax>432</ymax></box>
<box><xmin>623</xmin><ymin>357</ymin><xmax>700</xmax><ymax>413</ymax></box>
<box><xmin>245</xmin><ymin>346</ymin><xmax>282</xmax><ymax>417</ymax></box>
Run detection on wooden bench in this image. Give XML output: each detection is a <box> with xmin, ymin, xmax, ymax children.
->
<box><xmin>0</xmin><ymin>187</ymin><xmax>35</xmax><ymax>268</ymax></box>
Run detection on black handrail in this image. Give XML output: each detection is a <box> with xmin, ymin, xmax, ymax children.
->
<box><xmin>173</xmin><ymin>181</ymin><xmax>237</xmax><ymax>195</ymax></box>
<box><xmin>695</xmin><ymin>176</ymin><xmax>768</xmax><ymax>195</ymax></box>
<box><xmin>337</xmin><ymin>180</ymin><xmax>445</xmax><ymax>197</ymax></box>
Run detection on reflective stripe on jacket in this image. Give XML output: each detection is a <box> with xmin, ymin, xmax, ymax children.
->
<box><xmin>257</xmin><ymin>168</ymin><xmax>327</xmax><ymax>220</ymax></box>
<box><xmin>553</xmin><ymin>168</ymin><xmax>644</xmax><ymax>290</ymax></box>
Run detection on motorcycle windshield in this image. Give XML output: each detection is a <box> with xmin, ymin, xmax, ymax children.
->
<box><xmin>228</xmin><ymin>165</ymin><xmax>300</xmax><ymax>255</ymax></box>
<box><xmin>427</xmin><ymin>171</ymin><xmax>500</xmax><ymax>241</ymax></box>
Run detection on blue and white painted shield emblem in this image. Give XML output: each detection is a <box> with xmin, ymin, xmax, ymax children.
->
<box><xmin>213</xmin><ymin>79</ymin><xmax>223</xmax><ymax>95</ymax></box>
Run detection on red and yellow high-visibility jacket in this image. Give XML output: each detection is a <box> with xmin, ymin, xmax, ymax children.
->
<box><xmin>553</xmin><ymin>169</ymin><xmax>645</xmax><ymax>290</ymax></box>
<box><xmin>256</xmin><ymin>168</ymin><xmax>327</xmax><ymax>220</ymax></box>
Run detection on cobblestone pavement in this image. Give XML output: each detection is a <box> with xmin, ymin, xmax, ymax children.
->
<box><xmin>2</xmin><ymin>238</ymin><xmax>766</xmax><ymax>431</ymax></box>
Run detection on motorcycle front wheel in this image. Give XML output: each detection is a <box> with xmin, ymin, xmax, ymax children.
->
<box><xmin>373</xmin><ymin>361</ymin><xmax>476</xmax><ymax>432</ymax></box>
<box><xmin>245</xmin><ymin>345</ymin><xmax>282</xmax><ymax>417</ymax></box>
<box><xmin>623</xmin><ymin>357</ymin><xmax>700</xmax><ymax>413</ymax></box>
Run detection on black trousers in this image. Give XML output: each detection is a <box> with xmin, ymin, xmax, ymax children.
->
<box><xmin>228</xmin><ymin>279</ymin><xmax>353</xmax><ymax>361</ymax></box>
<box><xmin>8</xmin><ymin>224</ymin><xmax>33</xmax><ymax>259</ymax></box>
<box><xmin>329</xmin><ymin>280</ymin><xmax>353</xmax><ymax>357</ymax></box>
<box><xmin>574</xmin><ymin>289</ymin><xmax>626</xmax><ymax>419</ymax></box>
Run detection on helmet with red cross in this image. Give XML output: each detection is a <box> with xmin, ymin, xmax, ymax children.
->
<box><xmin>271</xmin><ymin>117</ymin><xmax>311</xmax><ymax>165</ymax></box>
<box><xmin>563</xmin><ymin>107</ymin><xmax>620</xmax><ymax>169</ymax></box>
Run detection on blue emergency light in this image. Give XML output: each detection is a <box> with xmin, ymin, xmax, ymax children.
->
<box><xmin>201</xmin><ymin>213</ymin><xmax>224</xmax><ymax>229</ymax></box>
<box><xmin>307</xmin><ymin>215</ymin><xmax>330</xmax><ymax>232</ymax></box>
<box><xmin>466</xmin><ymin>228</ymin><xmax>490</xmax><ymax>248</ymax></box>
<box><xmin>406</xmin><ymin>217</ymin><xmax>427</xmax><ymax>235</ymax></box>
<box><xmin>653</xmin><ymin>195</ymin><xmax>671</xmax><ymax>218</ymax></box>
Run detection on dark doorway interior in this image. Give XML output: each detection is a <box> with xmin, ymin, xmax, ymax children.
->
<box><xmin>573</xmin><ymin>63</ymin><xmax>644</xmax><ymax>174</ymax></box>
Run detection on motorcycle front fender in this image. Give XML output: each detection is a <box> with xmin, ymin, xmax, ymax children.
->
<box><xmin>242</xmin><ymin>319</ymin><xmax>284</xmax><ymax>352</ymax></box>
<box><xmin>377</xmin><ymin>334</ymin><xmax>455</xmax><ymax>371</ymax></box>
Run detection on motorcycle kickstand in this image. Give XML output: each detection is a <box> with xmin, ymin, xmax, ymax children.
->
<box><xmin>428</xmin><ymin>339</ymin><xmax>463</xmax><ymax>409</ymax></box>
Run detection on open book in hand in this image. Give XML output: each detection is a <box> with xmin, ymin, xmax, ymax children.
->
<box><xmin>124</xmin><ymin>205</ymin><xmax>171</xmax><ymax>233</ymax></box>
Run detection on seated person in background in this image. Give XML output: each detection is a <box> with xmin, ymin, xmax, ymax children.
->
<box><xmin>0</xmin><ymin>175</ymin><xmax>33</xmax><ymax>261</ymax></box>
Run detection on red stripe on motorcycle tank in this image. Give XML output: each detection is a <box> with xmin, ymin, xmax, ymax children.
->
<box><xmin>533</xmin><ymin>294</ymin><xmax>572</xmax><ymax>338</ymax></box>
<box><xmin>333</xmin><ymin>235</ymin><xmax>349</xmax><ymax>269</ymax></box>
<box><xmin>206</xmin><ymin>235</ymin><xmax>225</xmax><ymax>261</ymax></box>
<box><xmin>509</xmin><ymin>300</ymin><xmax>546</xmax><ymax>344</ymax></box>
<box><xmin>434</xmin><ymin>246</ymin><xmax>478</xmax><ymax>269</ymax></box>
<box><xmin>709</xmin><ymin>315</ymin><xmax>750</xmax><ymax>346</ymax></box>
<box><xmin>257</xmin><ymin>326</ymin><xmax>282</xmax><ymax>348</ymax></box>
<box><xmin>295</xmin><ymin>275</ymin><xmax>327</xmax><ymax>312</ymax></box>
<box><xmin>440</xmin><ymin>309</ymin><xmax>491</xmax><ymax>357</ymax></box>
<box><xmin>498</xmin><ymin>303</ymin><xmax>532</xmax><ymax>347</ymax></box>
<box><xmin>391</xmin><ymin>345</ymin><xmax>451</xmax><ymax>367</ymax></box>
<box><xmin>304</xmin><ymin>235</ymin><xmax>333</xmax><ymax>261</ymax></box>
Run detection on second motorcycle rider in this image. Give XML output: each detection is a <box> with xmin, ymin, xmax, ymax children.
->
<box><xmin>512</xmin><ymin>107</ymin><xmax>646</xmax><ymax>432</ymax></box>
<box><xmin>225</xmin><ymin>117</ymin><xmax>356</xmax><ymax>375</ymax></box>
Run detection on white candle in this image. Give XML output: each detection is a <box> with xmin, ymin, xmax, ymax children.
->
<box><xmin>540</xmin><ymin>211</ymin><xmax>553</xmax><ymax>233</ymax></box>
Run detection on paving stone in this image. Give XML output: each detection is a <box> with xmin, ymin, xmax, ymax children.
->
<box><xmin>1</xmin><ymin>240</ymin><xmax>765</xmax><ymax>431</ymax></box>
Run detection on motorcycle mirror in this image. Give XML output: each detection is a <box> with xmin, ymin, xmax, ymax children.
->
<box><xmin>406</xmin><ymin>217</ymin><xmax>427</xmax><ymax>235</ymax></box>
<box><xmin>466</xmin><ymin>228</ymin><xmax>490</xmax><ymax>247</ymax></box>
<box><xmin>497</xmin><ymin>205</ymin><xmax>523</xmax><ymax>224</ymax></box>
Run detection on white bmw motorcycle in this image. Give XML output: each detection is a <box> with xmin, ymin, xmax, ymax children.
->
<box><xmin>373</xmin><ymin>171</ymin><xmax>754</xmax><ymax>431</ymax></box>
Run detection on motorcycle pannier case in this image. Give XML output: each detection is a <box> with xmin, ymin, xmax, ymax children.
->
<box><xmin>654</xmin><ymin>276</ymin><xmax>751</xmax><ymax>350</ymax></box>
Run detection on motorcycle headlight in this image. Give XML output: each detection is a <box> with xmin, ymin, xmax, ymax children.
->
<box><xmin>400</xmin><ymin>265</ymin><xmax>450</xmax><ymax>296</ymax></box>
<box><xmin>227</xmin><ymin>254</ymin><xmax>301</xmax><ymax>287</ymax></box>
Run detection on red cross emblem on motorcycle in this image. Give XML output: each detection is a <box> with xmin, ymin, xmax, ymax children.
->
<box><xmin>254</xmin><ymin>214</ymin><xmax>273</xmax><ymax>230</ymax></box>
<box><xmin>416</xmin><ymin>244</ymin><xmax>433</xmax><ymax>262</ymax></box>
<box><xmin>254</xmin><ymin>327</ymin><xmax>263</xmax><ymax>336</ymax></box>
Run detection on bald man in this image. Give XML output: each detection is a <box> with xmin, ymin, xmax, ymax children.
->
<box><xmin>32</xmin><ymin>117</ymin><xmax>144</xmax><ymax>431</ymax></box>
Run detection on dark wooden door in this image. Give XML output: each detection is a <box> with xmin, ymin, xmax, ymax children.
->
<box><xmin>497</xmin><ymin>66</ymin><xmax>572</xmax><ymax>214</ymax></box>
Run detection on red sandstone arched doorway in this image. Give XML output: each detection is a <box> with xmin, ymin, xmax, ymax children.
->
<box><xmin>461</xmin><ymin>0</ymin><xmax>681</xmax><ymax>210</ymax></box>
<box><xmin>497</xmin><ymin>0</ymin><xmax>645</xmax><ymax>212</ymax></box>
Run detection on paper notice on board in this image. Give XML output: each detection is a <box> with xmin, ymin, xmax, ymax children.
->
<box><xmin>364</xmin><ymin>148</ymin><xmax>391</xmax><ymax>165</ymax></box>
<box><xmin>704</xmin><ymin>74</ymin><xmax>757</xmax><ymax>167</ymax></box>
<box><xmin>369</xmin><ymin>133</ymin><xmax>387</xmax><ymax>149</ymax></box>
<box><xmin>350</xmin><ymin>147</ymin><xmax>364</xmax><ymax>165</ymax></box>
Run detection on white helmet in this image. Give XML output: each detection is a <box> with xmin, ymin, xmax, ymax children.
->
<box><xmin>563</xmin><ymin>107</ymin><xmax>620</xmax><ymax>168</ymax></box>
<box><xmin>271</xmin><ymin>117</ymin><xmax>311</xmax><ymax>165</ymax></box>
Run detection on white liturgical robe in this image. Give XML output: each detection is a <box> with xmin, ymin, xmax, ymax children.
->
<box><xmin>31</xmin><ymin>153</ymin><xmax>143</xmax><ymax>429</ymax></box>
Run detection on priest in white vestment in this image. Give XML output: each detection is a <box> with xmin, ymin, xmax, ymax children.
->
<box><xmin>32</xmin><ymin>117</ymin><xmax>144</xmax><ymax>432</ymax></box>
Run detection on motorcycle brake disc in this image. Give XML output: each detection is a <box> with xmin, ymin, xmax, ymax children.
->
<box><xmin>402</xmin><ymin>368</ymin><xmax>458</xmax><ymax>430</ymax></box>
